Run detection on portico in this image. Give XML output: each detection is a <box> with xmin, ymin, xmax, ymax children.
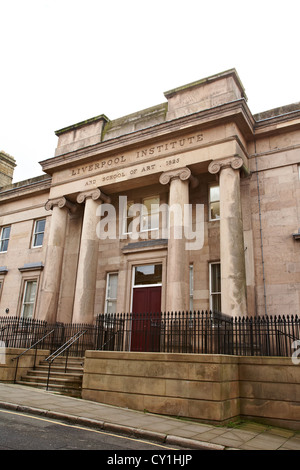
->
<box><xmin>37</xmin><ymin>129</ymin><xmax>249</xmax><ymax>323</ymax></box>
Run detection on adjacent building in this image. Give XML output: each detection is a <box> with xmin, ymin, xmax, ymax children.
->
<box><xmin>0</xmin><ymin>69</ymin><xmax>299</xmax><ymax>327</ymax></box>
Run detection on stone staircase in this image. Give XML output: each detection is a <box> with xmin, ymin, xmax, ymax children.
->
<box><xmin>16</xmin><ymin>356</ymin><xmax>84</xmax><ymax>398</ymax></box>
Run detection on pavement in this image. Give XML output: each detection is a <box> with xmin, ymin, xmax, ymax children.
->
<box><xmin>0</xmin><ymin>382</ymin><xmax>299</xmax><ymax>451</ymax></box>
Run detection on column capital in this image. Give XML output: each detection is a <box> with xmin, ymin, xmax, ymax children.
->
<box><xmin>76</xmin><ymin>188</ymin><xmax>111</xmax><ymax>204</ymax></box>
<box><xmin>159</xmin><ymin>167</ymin><xmax>198</xmax><ymax>187</ymax></box>
<box><xmin>208</xmin><ymin>156</ymin><xmax>244</xmax><ymax>175</ymax></box>
<box><xmin>45</xmin><ymin>196</ymin><xmax>77</xmax><ymax>214</ymax></box>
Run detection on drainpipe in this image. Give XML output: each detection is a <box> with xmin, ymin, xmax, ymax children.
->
<box><xmin>254</xmin><ymin>136</ymin><xmax>267</xmax><ymax>316</ymax></box>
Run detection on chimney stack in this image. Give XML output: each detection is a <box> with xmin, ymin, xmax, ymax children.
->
<box><xmin>0</xmin><ymin>151</ymin><xmax>16</xmax><ymax>188</ymax></box>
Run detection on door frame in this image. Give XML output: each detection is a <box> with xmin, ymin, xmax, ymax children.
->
<box><xmin>130</xmin><ymin>264</ymin><xmax>163</xmax><ymax>313</ymax></box>
<box><xmin>129</xmin><ymin>262</ymin><xmax>163</xmax><ymax>352</ymax></box>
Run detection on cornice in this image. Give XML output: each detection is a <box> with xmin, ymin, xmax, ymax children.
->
<box><xmin>0</xmin><ymin>176</ymin><xmax>51</xmax><ymax>203</ymax></box>
<box><xmin>253</xmin><ymin>109</ymin><xmax>300</xmax><ymax>137</ymax></box>
<box><xmin>39</xmin><ymin>99</ymin><xmax>255</xmax><ymax>175</ymax></box>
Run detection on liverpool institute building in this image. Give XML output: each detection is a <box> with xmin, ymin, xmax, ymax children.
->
<box><xmin>0</xmin><ymin>69</ymin><xmax>299</xmax><ymax>328</ymax></box>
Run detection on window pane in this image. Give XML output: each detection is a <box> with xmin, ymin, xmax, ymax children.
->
<box><xmin>106</xmin><ymin>273</ymin><xmax>118</xmax><ymax>314</ymax></box>
<box><xmin>22</xmin><ymin>281</ymin><xmax>37</xmax><ymax>319</ymax></box>
<box><xmin>0</xmin><ymin>239</ymin><xmax>8</xmax><ymax>252</ymax></box>
<box><xmin>24</xmin><ymin>281</ymin><xmax>37</xmax><ymax>303</ymax></box>
<box><xmin>211</xmin><ymin>264</ymin><xmax>221</xmax><ymax>293</ymax></box>
<box><xmin>210</xmin><ymin>186</ymin><xmax>219</xmax><ymax>202</ymax></box>
<box><xmin>2</xmin><ymin>227</ymin><xmax>11</xmax><ymax>239</ymax></box>
<box><xmin>33</xmin><ymin>219</ymin><xmax>45</xmax><ymax>246</ymax></box>
<box><xmin>107</xmin><ymin>273</ymin><xmax>118</xmax><ymax>299</ymax></box>
<box><xmin>211</xmin><ymin>293</ymin><xmax>221</xmax><ymax>312</ymax></box>
<box><xmin>134</xmin><ymin>264</ymin><xmax>162</xmax><ymax>285</ymax></box>
<box><xmin>23</xmin><ymin>303</ymin><xmax>34</xmax><ymax>319</ymax></box>
<box><xmin>141</xmin><ymin>197</ymin><xmax>159</xmax><ymax>231</ymax></box>
<box><xmin>106</xmin><ymin>300</ymin><xmax>117</xmax><ymax>314</ymax></box>
<box><xmin>36</xmin><ymin>219</ymin><xmax>46</xmax><ymax>233</ymax></box>
<box><xmin>210</xmin><ymin>201</ymin><xmax>220</xmax><ymax>220</ymax></box>
<box><xmin>0</xmin><ymin>226</ymin><xmax>11</xmax><ymax>252</ymax></box>
<box><xmin>189</xmin><ymin>265</ymin><xmax>193</xmax><ymax>312</ymax></box>
<box><xmin>210</xmin><ymin>186</ymin><xmax>220</xmax><ymax>220</ymax></box>
<box><xmin>34</xmin><ymin>233</ymin><xmax>44</xmax><ymax>247</ymax></box>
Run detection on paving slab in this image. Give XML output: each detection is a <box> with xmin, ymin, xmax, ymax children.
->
<box><xmin>0</xmin><ymin>383</ymin><xmax>299</xmax><ymax>451</ymax></box>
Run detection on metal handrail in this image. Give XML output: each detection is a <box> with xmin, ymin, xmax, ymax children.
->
<box><xmin>12</xmin><ymin>329</ymin><xmax>55</xmax><ymax>383</ymax></box>
<box><xmin>99</xmin><ymin>329</ymin><xmax>121</xmax><ymax>350</ymax></box>
<box><xmin>45</xmin><ymin>329</ymin><xmax>87</xmax><ymax>391</ymax></box>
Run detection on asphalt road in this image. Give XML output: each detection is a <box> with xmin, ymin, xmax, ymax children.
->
<box><xmin>0</xmin><ymin>408</ymin><xmax>191</xmax><ymax>453</ymax></box>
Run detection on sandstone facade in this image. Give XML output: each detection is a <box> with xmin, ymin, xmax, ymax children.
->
<box><xmin>0</xmin><ymin>69</ymin><xmax>299</xmax><ymax>323</ymax></box>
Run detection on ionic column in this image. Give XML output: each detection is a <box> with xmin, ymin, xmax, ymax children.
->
<box><xmin>72</xmin><ymin>188</ymin><xmax>110</xmax><ymax>324</ymax></box>
<box><xmin>159</xmin><ymin>167</ymin><xmax>192</xmax><ymax>313</ymax></box>
<box><xmin>37</xmin><ymin>197</ymin><xmax>77</xmax><ymax>323</ymax></box>
<box><xmin>208</xmin><ymin>157</ymin><xmax>247</xmax><ymax>317</ymax></box>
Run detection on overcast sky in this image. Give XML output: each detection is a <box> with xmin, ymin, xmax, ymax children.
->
<box><xmin>1</xmin><ymin>0</ymin><xmax>299</xmax><ymax>183</ymax></box>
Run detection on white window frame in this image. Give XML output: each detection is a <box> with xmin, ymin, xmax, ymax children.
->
<box><xmin>209</xmin><ymin>262</ymin><xmax>221</xmax><ymax>313</ymax></box>
<box><xmin>122</xmin><ymin>196</ymin><xmax>160</xmax><ymax>235</ymax></box>
<box><xmin>209</xmin><ymin>184</ymin><xmax>220</xmax><ymax>221</ymax></box>
<box><xmin>104</xmin><ymin>272</ymin><xmax>119</xmax><ymax>314</ymax></box>
<box><xmin>20</xmin><ymin>279</ymin><xmax>38</xmax><ymax>319</ymax></box>
<box><xmin>0</xmin><ymin>226</ymin><xmax>11</xmax><ymax>252</ymax></box>
<box><xmin>130</xmin><ymin>263</ymin><xmax>163</xmax><ymax>313</ymax></box>
<box><xmin>32</xmin><ymin>219</ymin><xmax>46</xmax><ymax>248</ymax></box>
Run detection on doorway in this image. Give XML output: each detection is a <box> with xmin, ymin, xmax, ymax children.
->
<box><xmin>131</xmin><ymin>264</ymin><xmax>162</xmax><ymax>351</ymax></box>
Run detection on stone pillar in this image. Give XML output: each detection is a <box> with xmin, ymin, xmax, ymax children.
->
<box><xmin>208</xmin><ymin>157</ymin><xmax>247</xmax><ymax>317</ymax></box>
<box><xmin>37</xmin><ymin>197</ymin><xmax>76</xmax><ymax>323</ymax></box>
<box><xmin>159</xmin><ymin>167</ymin><xmax>192</xmax><ymax>313</ymax></box>
<box><xmin>72</xmin><ymin>188</ymin><xmax>110</xmax><ymax>324</ymax></box>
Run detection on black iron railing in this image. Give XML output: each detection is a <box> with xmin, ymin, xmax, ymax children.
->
<box><xmin>95</xmin><ymin>311</ymin><xmax>300</xmax><ymax>356</ymax></box>
<box><xmin>1</xmin><ymin>312</ymin><xmax>299</xmax><ymax>357</ymax></box>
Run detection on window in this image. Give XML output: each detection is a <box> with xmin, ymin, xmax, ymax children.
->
<box><xmin>209</xmin><ymin>185</ymin><xmax>220</xmax><ymax>221</ymax></box>
<box><xmin>105</xmin><ymin>273</ymin><xmax>118</xmax><ymax>313</ymax></box>
<box><xmin>209</xmin><ymin>262</ymin><xmax>221</xmax><ymax>312</ymax></box>
<box><xmin>133</xmin><ymin>264</ymin><xmax>162</xmax><ymax>286</ymax></box>
<box><xmin>141</xmin><ymin>196</ymin><xmax>160</xmax><ymax>232</ymax></box>
<box><xmin>0</xmin><ymin>281</ymin><xmax>2</xmax><ymax>300</ymax></box>
<box><xmin>123</xmin><ymin>196</ymin><xmax>160</xmax><ymax>235</ymax></box>
<box><xmin>0</xmin><ymin>226</ymin><xmax>11</xmax><ymax>252</ymax></box>
<box><xmin>20</xmin><ymin>280</ymin><xmax>37</xmax><ymax>319</ymax></box>
<box><xmin>189</xmin><ymin>264</ymin><xmax>194</xmax><ymax>312</ymax></box>
<box><xmin>32</xmin><ymin>219</ymin><xmax>46</xmax><ymax>247</ymax></box>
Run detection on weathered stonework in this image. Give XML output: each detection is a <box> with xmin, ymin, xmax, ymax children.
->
<box><xmin>0</xmin><ymin>68</ymin><xmax>299</xmax><ymax>322</ymax></box>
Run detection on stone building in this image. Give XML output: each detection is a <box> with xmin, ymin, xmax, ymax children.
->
<box><xmin>0</xmin><ymin>69</ymin><xmax>299</xmax><ymax>327</ymax></box>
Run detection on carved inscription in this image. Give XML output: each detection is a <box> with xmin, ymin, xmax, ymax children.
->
<box><xmin>136</xmin><ymin>134</ymin><xmax>203</xmax><ymax>159</ymax></box>
<box><xmin>70</xmin><ymin>132</ymin><xmax>204</xmax><ymax>179</ymax></box>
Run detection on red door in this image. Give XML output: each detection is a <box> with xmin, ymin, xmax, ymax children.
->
<box><xmin>131</xmin><ymin>286</ymin><xmax>161</xmax><ymax>351</ymax></box>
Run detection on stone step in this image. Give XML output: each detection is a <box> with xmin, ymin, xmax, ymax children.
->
<box><xmin>26</xmin><ymin>369</ymin><xmax>83</xmax><ymax>381</ymax></box>
<box><xmin>16</xmin><ymin>355</ymin><xmax>85</xmax><ymax>398</ymax></box>
<box><xmin>15</xmin><ymin>380</ymin><xmax>82</xmax><ymax>398</ymax></box>
<box><xmin>36</xmin><ymin>364</ymin><xmax>84</xmax><ymax>374</ymax></box>
<box><xmin>18</xmin><ymin>374</ymin><xmax>82</xmax><ymax>387</ymax></box>
<box><xmin>42</xmin><ymin>356</ymin><xmax>84</xmax><ymax>366</ymax></box>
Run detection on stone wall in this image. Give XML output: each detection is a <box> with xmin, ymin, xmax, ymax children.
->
<box><xmin>82</xmin><ymin>351</ymin><xmax>300</xmax><ymax>430</ymax></box>
<box><xmin>0</xmin><ymin>348</ymin><xmax>49</xmax><ymax>382</ymax></box>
